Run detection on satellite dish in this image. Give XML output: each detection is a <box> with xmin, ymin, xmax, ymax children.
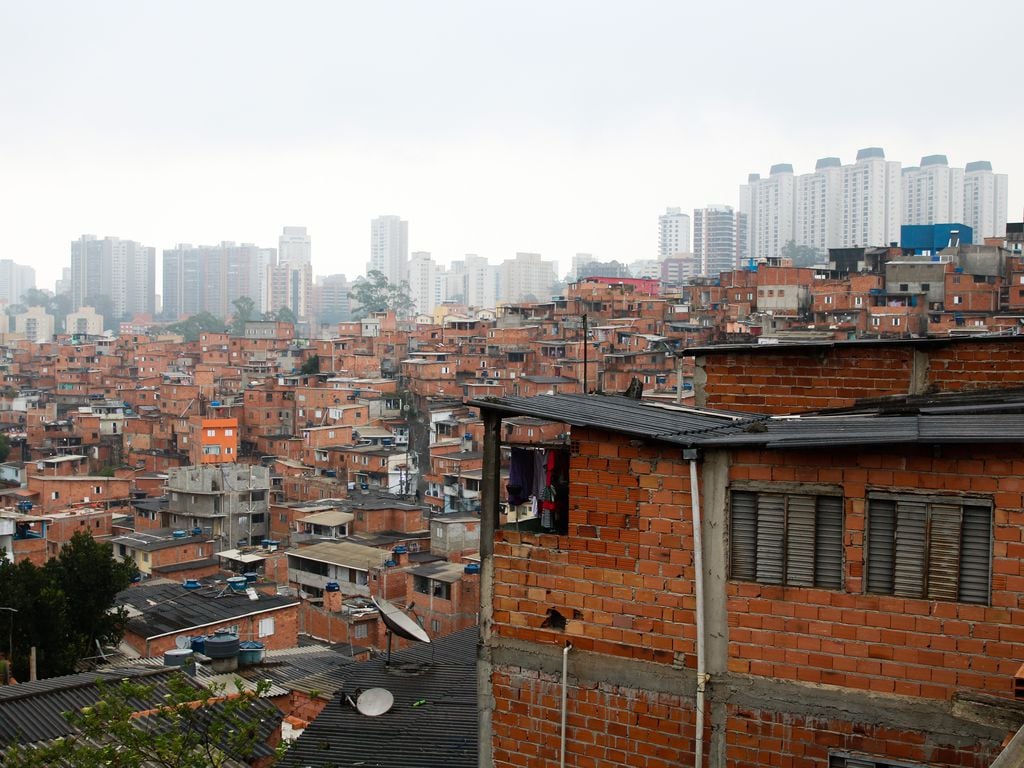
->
<box><xmin>355</xmin><ymin>687</ymin><xmax>394</xmax><ymax>717</ymax></box>
<box><xmin>175</xmin><ymin>636</ymin><xmax>191</xmax><ymax>649</ymax></box>
<box><xmin>372</xmin><ymin>597</ymin><xmax>430</xmax><ymax>643</ymax></box>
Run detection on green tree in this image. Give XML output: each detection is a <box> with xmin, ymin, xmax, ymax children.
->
<box><xmin>349</xmin><ymin>270</ymin><xmax>415</xmax><ymax>319</ymax></box>
<box><xmin>780</xmin><ymin>240</ymin><xmax>822</xmax><ymax>267</ymax></box>
<box><xmin>275</xmin><ymin>305</ymin><xmax>297</xmax><ymax>325</ymax></box>
<box><xmin>229</xmin><ymin>295</ymin><xmax>256</xmax><ymax>336</ymax></box>
<box><xmin>0</xmin><ymin>532</ymin><xmax>138</xmax><ymax>680</ymax></box>
<box><xmin>165</xmin><ymin>312</ymin><xmax>228</xmax><ymax>342</ymax></box>
<box><xmin>2</xmin><ymin>673</ymin><xmax>282</xmax><ymax>767</ymax></box>
<box><xmin>0</xmin><ymin>433</ymin><xmax>10</xmax><ymax>462</ymax></box>
<box><xmin>300</xmin><ymin>353</ymin><xmax>320</xmax><ymax>375</ymax></box>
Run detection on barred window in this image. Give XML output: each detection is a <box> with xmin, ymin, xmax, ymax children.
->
<box><xmin>730</xmin><ymin>491</ymin><xmax>843</xmax><ymax>589</ymax></box>
<box><xmin>866</xmin><ymin>494</ymin><xmax>991</xmax><ymax>605</ymax></box>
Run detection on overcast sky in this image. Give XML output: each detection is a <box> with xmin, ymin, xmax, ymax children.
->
<box><xmin>2</xmin><ymin>0</ymin><xmax>1022</xmax><ymax>292</ymax></box>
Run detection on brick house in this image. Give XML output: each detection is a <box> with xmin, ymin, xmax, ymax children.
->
<box><xmin>470</xmin><ymin>374</ymin><xmax>1024</xmax><ymax>767</ymax></box>
<box><xmin>116</xmin><ymin>580</ymin><xmax>300</xmax><ymax>657</ymax></box>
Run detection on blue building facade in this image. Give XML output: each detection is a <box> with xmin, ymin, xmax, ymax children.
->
<box><xmin>900</xmin><ymin>223</ymin><xmax>973</xmax><ymax>255</ymax></box>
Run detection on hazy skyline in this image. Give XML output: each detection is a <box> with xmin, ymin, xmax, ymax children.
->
<box><xmin>2</xmin><ymin>1</ymin><xmax>1021</xmax><ymax>293</ymax></box>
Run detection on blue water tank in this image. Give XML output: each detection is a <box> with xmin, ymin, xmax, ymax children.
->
<box><xmin>192</xmin><ymin>527</ymin><xmax>202</xmax><ymax>536</ymax></box>
<box><xmin>172</xmin><ymin>530</ymin><xmax>187</xmax><ymax>539</ymax></box>
<box><xmin>243</xmin><ymin>571</ymin><xmax>258</xmax><ymax>583</ymax></box>
<box><xmin>325</xmin><ymin>581</ymin><xmax>340</xmax><ymax>592</ymax></box>
<box><xmin>183</xmin><ymin>579</ymin><xmax>201</xmax><ymax>591</ymax></box>
<box><xmin>190</xmin><ymin>635</ymin><xmax>206</xmax><ymax>654</ymax></box>
<box><xmin>464</xmin><ymin>563</ymin><xmax>481</xmax><ymax>574</ymax></box>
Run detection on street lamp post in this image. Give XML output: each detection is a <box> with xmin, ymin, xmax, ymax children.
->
<box><xmin>0</xmin><ymin>607</ymin><xmax>17</xmax><ymax>682</ymax></box>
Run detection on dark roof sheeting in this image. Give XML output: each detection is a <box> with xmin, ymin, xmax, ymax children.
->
<box><xmin>117</xmin><ymin>581</ymin><xmax>299</xmax><ymax>639</ymax></box>
<box><xmin>277</xmin><ymin>626</ymin><xmax>478</xmax><ymax>768</ymax></box>
<box><xmin>470</xmin><ymin>394</ymin><xmax>1024</xmax><ymax>450</ymax></box>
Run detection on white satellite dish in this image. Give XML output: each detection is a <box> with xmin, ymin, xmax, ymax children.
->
<box><xmin>354</xmin><ymin>687</ymin><xmax>394</xmax><ymax>717</ymax></box>
<box><xmin>174</xmin><ymin>636</ymin><xmax>191</xmax><ymax>649</ymax></box>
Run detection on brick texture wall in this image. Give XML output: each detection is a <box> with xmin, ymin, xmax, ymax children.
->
<box><xmin>727</xmin><ymin>443</ymin><xmax>1024</xmax><ymax>700</ymax></box>
<box><xmin>695</xmin><ymin>337</ymin><xmax>1024</xmax><ymax>414</ymax></box>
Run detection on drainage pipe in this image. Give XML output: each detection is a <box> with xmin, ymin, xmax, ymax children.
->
<box><xmin>688</xmin><ymin>455</ymin><xmax>708</xmax><ymax>768</ymax></box>
<box><xmin>560</xmin><ymin>642</ymin><xmax>572</xmax><ymax>768</ymax></box>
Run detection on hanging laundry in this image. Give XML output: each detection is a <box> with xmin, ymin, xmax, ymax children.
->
<box><xmin>506</xmin><ymin>447</ymin><xmax>534</xmax><ymax>506</ymax></box>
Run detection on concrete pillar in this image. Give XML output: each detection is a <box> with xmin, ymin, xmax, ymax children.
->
<box><xmin>477</xmin><ymin>408</ymin><xmax>501</xmax><ymax>768</ymax></box>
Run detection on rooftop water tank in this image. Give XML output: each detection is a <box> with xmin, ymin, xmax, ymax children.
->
<box><xmin>243</xmin><ymin>571</ymin><xmax>258</xmax><ymax>584</ymax></box>
<box><xmin>325</xmin><ymin>581</ymin><xmax>340</xmax><ymax>592</ymax></box>
<box><xmin>182</xmin><ymin>579</ymin><xmax>201</xmax><ymax>591</ymax></box>
<box><xmin>464</xmin><ymin>563</ymin><xmax>481</xmax><ymax>574</ymax></box>
<box><xmin>163</xmin><ymin>648</ymin><xmax>195</xmax><ymax>672</ymax></box>
<box><xmin>172</xmin><ymin>530</ymin><xmax>187</xmax><ymax>539</ymax></box>
<box><xmin>192</xmin><ymin>527</ymin><xmax>202</xmax><ymax>536</ymax></box>
<box><xmin>238</xmin><ymin>641</ymin><xmax>265</xmax><ymax>667</ymax></box>
<box><xmin>205</xmin><ymin>631</ymin><xmax>240</xmax><ymax>673</ymax></box>
<box><xmin>226</xmin><ymin>576</ymin><xmax>248</xmax><ymax>593</ymax></box>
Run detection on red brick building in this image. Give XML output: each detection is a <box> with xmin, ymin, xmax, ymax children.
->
<box><xmin>470</xmin><ymin>336</ymin><xmax>1024</xmax><ymax>768</ymax></box>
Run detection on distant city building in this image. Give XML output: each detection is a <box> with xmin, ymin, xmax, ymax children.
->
<box><xmin>498</xmin><ymin>252</ymin><xmax>558</xmax><ymax>304</ymax></box>
<box><xmin>795</xmin><ymin>158</ymin><xmax>843</xmax><ymax>255</ymax></box>
<box><xmin>70</xmin><ymin>235</ymin><xmax>156</xmax><ymax>319</ymax></box>
<box><xmin>65</xmin><ymin>306</ymin><xmax>105</xmax><ymax>337</ymax></box>
<box><xmin>278</xmin><ymin>226</ymin><xmax>311</xmax><ymax>266</ymax></box>
<box><xmin>660</xmin><ymin>254</ymin><xmax>700</xmax><ymax>285</ymax></box>
<box><xmin>162</xmin><ymin>242</ymin><xmax>274</xmax><ymax>320</ymax></box>
<box><xmin>312</xmin><ymin>273</ymin><xmax>351</xmax><ymax>327</ymax></box>
<box><xmin>628</xmin><ymin>259</ymin><xmax>661</xmax><ymax>279</ymax></box>
<box><xmin>14</xmin><ymin>305</ymin><xmax>54</xmax><ymax>342</ymax></box>
<box><xmin>408</xmin><ymin>252</ymin><xmax>446</xmax><ymax>315</ymax></box>
<box><xmin>743</xmin><ymin>149</ymin><xmax>1006</xmax><ymax>262</ymax></box>
<box><xmin>0</xmin><ymin>259</ymin><xmax>35</xmax><ymax>308</ymax></box>
<box><xmin>571</xmin><ymin>253</ymin><xmax>597</xmax><ymax>281</ymax></box>
<box><xmin>963</xmin><ymin>161</ymin><xmax>1009</xmax><ymax>241</ymax></box>
<box><xmin>448</xmin><ymin>255</ymin><xmax>498</xmax><ymax>309</ymax></box>
<box><xmin>902</xmin><ymin>156</ymin><xmax>964</xmax><ymax>228</ymax></box>
<box><xmin>369</xmin><ymin>215</ymin><xmax>408</xmax><ymax>284</ymax></box>
<box><xmin>658</xmin><ymin>207</ymin><xmax>691</xmax><ymax>259</ymax></box>
<box><xmin>693</xmin><ymin>205</ymin><xmax>747</xmax><ymax>276</ymax></box>
<box><xmin>742</xmin><ymin>164</ymin><xmax>796</xmax><ymax>262</ymax></box>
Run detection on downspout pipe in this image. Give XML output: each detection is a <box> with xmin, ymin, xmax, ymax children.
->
<box><xmin>686</xmin><ymin>450</ymin><xmax>708</xmax><ymax>768</ymax></box>
<box><xmin>560</xmin><ymin>642</ymin><xmax>572</xmax><ymax>768</ymax></box>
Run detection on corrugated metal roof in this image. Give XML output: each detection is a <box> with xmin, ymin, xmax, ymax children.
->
<box><xmin>116</xmin><ymin>581</ymin><xmax>299</xmax><ymax>640</ymax></box>
<box><xmin>0</xmin><ymin>667</ymin><xmax>185</xmax><ymax>745</ymax></box>
<box><xmin>470</xmin><ymin>394</ymin><xmax>1024</xmax><ymax>450</ymax></box>
<box><xmin>277</xmin><ymin>626</ymin><xmax>478</xmax><ymax>768</ymax></box>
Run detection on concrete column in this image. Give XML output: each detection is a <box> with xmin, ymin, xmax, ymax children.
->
<box><xmin>477</xmin><ymin>408</ymin><xmax>502</xmax><ymax>768</ymax></box>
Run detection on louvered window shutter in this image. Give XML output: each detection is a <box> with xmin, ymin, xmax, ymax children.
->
<box><xmin>815</xmin><ymin>495</ymin><xmax>844</xmax><ymax>590</ymax></box>
<box><xmin>893</xmin><ymin>501</ymin><xmax>928</xmax><ymax>598</ymax></box>
<box><xmin>755</xmin><ymin>494</ymin><xmax>785</xmax><ymax>585</ymax></box>
<box><xmin>866</xmin><ymin>498</ymin><xmax>895</xmax><ymax>595</ymax></box>
<box><xmin>729</xmin><ymin>491</ymin><xmax>757</xmax><ymax>581</ymax></box>
<box><xmin>785</xmin><ymin>495</ymin><xmax>816</xmax><ymax>586</ymax></box>
<box><xmin>926</xmin><ymin>504</ymin><xmax>962</xmax><ymax>602</ymax></box>
<box><xmin>958</xmin><ymin>504</ymin><xmax>992</xmax><ymax>605</ymax></box>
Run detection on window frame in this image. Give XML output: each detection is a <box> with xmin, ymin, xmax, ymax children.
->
<box><xmin>864</xmin><ymin>492</ymin><xmax>992</xmax><ymax>605</ymax></box>
<box><xmin>728</xmin><ymin>485</ymin><xmax>845</xmax><ymax>590</ymax></box>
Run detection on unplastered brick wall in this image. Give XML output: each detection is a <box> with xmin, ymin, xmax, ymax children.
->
<box><xmin>491</xmin><ymin>666</ymin><xmax>696</xmax><ymax>768</ymax></box>
<box><xmin>695</xmin><ymin>337</ymin><xmax>1024</xmax><ymax>414</ymax></box>
<box><xmin>724</xmin><ymin>708</ymin><xmax>1001</xmax><ymax>768</ymax></box>
<box><xmin>728</xmin><ymin>443</ymin><xmax>1024</xmax><ymax>700</ymax></box>
<box><xmin>492</xmin><ymin>427</ymin><xmax>698</xmax><ymax>665</ymax></box>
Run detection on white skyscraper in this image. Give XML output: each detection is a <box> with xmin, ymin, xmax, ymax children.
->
<box><xmin>840</xmin><ymin>148</ymin><xmax>901</xmax><ymax>248</ymax></box>
<box><xmin>902</xmin><ymin>156</ymin><xmax>965</xmax><ymax>227</ymax></box>
<box><xmin>279</xmin><ymin>226</ymin><xmax>311</xmax><ymax>266</ymax></box>
<box><xmin>795</xmin><ymin>158</ymin><xmax>843</xmax><ymax>254</ymax></box>
<box><xmin>408</xmin><ymin>251</ymin><xmax>446</xmax><ymax>315</ymax></box>
<box><xmin>747</xmin><ymin>164</ymin><xmax>796</xmax><ymax>262</ymax></box>
<box><xmin>369</xmin><ymin>215</ymin><xmax>409</xmax><ymax>284</ymax></box>
<box><xmin>658</xmin><ymin>208</ymin><xmax>691</xmax><ymax>259</ymax></box>
<box><xmin>963</xmin><ymin>161</ymin><xmax>1009</xmax><ymax>242</ymax></box>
